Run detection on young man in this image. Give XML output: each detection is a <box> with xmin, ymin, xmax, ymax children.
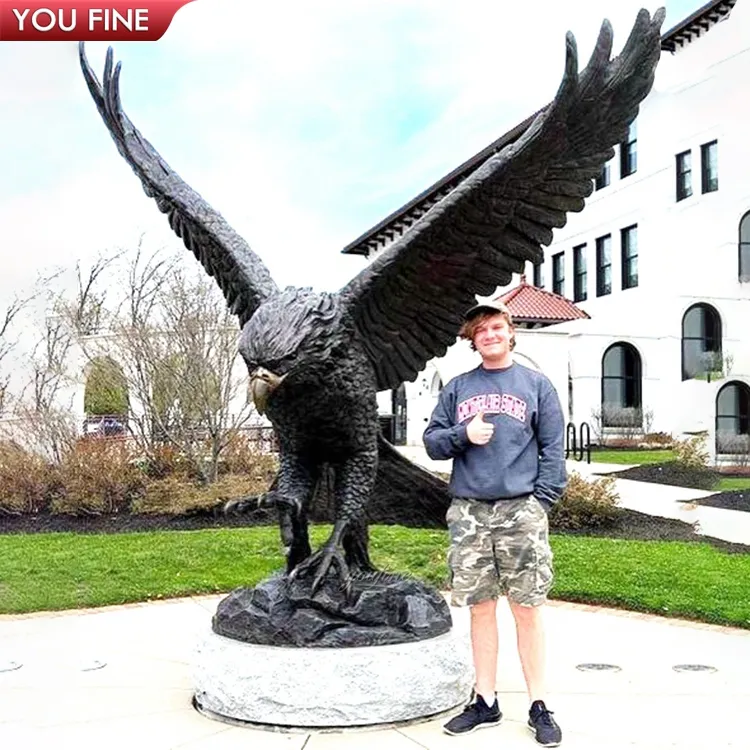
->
<box><xmin>423</xmin><ymin>300</ymin><xmax>566</xmax><ymax>747</ymax></box>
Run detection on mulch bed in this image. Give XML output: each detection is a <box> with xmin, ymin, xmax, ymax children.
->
<box><xmin>1</xmin><ymin>505</ymin><xmax>748</xmax><ymax>556</ymax></box>
<box><xmin>680</xmin><ymin>492</ymin><xmax>750</xmax><ymax>513</ymax></box>
<box><xmin>0</xmin><ymin>507</ymin><xmax>278</xmax><ymax>535</ymax></box>
<box><xmin>602</xmin><ymin>461</ymin><xmax>750</xmax><ymax>514</ymax></box>
<box><xmin>608</xmin><ymin>461</ymin><xmax>719</xmax><ymax>489</ymax></box>
<box><xmin>551</xmin><ymin>508</ymin><xmax>749</xmax><ymax>555</ymax></box>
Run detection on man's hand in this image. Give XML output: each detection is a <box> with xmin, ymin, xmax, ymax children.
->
<box><xmin>466</xmin><ymin>411</ymin><xmax>494</xmax><ymax>445</ymax></box>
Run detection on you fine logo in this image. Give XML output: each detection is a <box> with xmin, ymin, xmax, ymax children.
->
<box><xmin>0</xmin><ymin>0</ymin><xmax>196</xmax><ymax>41</ymax></box>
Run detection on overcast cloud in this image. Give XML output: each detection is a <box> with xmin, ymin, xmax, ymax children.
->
<box><xmin>0</xmin><ymin>0</ymin><xmax>698</xmax><ymax>310</ymax></box>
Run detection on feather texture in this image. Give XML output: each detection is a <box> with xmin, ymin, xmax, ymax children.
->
<box><xmin>339</xmin><ymin>8</ymin><xmax>665</xmax><ymax>391</ymax></box>
<box><xmin>78</xmin><ymin>43</ymin><xmax>278</xmax><ymax>327</ymax></box>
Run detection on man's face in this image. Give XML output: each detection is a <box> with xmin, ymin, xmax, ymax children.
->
<box><xmin>472</xmin><ymin>314</ymin><xmax>514</xmax><ymax>363</ymax></box>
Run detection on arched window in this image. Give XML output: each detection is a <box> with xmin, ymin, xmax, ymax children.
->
<box><xmin>716</xmin><ymin>381</ymin><xmax>750</xmax><ymax>454</ymax></box>
<box><xmin>682</xmin><ymin>304</ymin><xmax>722</xmax><ymax>381</ymax></box>
<box><xmin>740</xmin><ymin>212</ymin><xmax>750</xmax><ymax>282</ymax></box>
<box><xmin>601</xmin><ymin>343</ymin><xmax>642</xmax><ymax>427</ymax></box>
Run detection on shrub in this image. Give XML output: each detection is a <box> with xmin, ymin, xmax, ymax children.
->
<box><xmin>641</xmin><ymin>432</ymin><xmax>675</xmax><ymax>448</ymax></box>
<box><xmin>601</xmin><ymin>438</ymin><xmax>641</xmax><ymax>450</ymax></box>
<box><xmin>675</xmin><ymin>434</ymin><xmax>710</xmax><ymax>469</ymax></box>
<box><xmin>716</xmin><ymin>433</ymin><xmax>750</xmax><ymax>458</ymax></box>
<box><xmin>52</xmin><ymin>439</ymin><xmax>145</xmax><ymax>515</ymax></box>
<box><xmin>133</xmin><ymin>443</ymin><xmax>200</xmax><ymax>480</ymax></box>
<box><xmin>550</xmin><ymin>472</ymin><xmax>620</xmax><ymax>530</ymax></box>
<box><xmin>133</xmin><ymin>474</ymin><xmax>269</xmax><ymax>515</ymax></box>
<box><xmin>602</xmin><ymin>406</ymin><xmax>643</xmax><ymax>429</ymax></box>
<box><xmin>219</xmin><ymin>431</ymin><xmax>278</xmax><ymax>477</ymax></box>
<box><xmin>0</xmin><ymin>442</ymin><xmax>55</xmax><ymax>514</ymax></box>
<box><xmin>83</xmin><ymin>357</ymin><xmax>129</xmax><ymax>416</ymax></box>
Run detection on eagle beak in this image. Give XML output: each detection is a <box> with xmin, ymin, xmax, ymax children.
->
<box><xmin>250</xmin><ymin>368</ymin><xmax>287</xmax><ymax>415</ymax></box>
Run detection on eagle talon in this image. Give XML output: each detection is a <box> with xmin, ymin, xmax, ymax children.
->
<box><xmin>288</xmin><ymin>542</ymin><xmax>351</xmax><ymax>597</ymax></box>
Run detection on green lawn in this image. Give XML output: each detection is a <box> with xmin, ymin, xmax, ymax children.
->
<box><xmin>589</xmin><ymin>449</ymin><xmax>677</xmax><ymax>465</ymax></box>
<box><xmin>716</xmin><ymin>477</ymin><xmax>750</xmax><ymax>491</ymax></box>
<box><xmin>1</xmin><ymin>526</ymin><xmax>748</xmax><ymax>629</ymax></box>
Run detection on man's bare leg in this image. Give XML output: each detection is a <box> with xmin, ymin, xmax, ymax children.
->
<box><xmin>471</xmin><ymin>598</ymin><xmax>499</xmax><ymax>704</ymax></box>
<box><xmin>508</xmin><ymin>600</ymin><xmax>546</xmax><ymax>702</ymax></box>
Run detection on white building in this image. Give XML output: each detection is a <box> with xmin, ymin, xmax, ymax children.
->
<box><xmin>343</xmin><ymin>0</ymin><xmax>750</xmax><ymax>463</ymax></box>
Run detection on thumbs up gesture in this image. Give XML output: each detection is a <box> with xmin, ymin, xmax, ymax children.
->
<box><xmin>467</xmin><ymin>411</ymin><xmax>494</xmax><ymax>445</ymax></box>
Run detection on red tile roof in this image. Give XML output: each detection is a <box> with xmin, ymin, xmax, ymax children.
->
<box><xmin>496</xmin><ymin>277</ymin><xmax>589</xmax><ymax>324</ymax></box>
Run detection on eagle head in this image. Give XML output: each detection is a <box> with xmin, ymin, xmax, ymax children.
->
<box><xmin>239</xmin><ymin>287</ymin><xmax>350</xmax><ymax>414</ymax></box>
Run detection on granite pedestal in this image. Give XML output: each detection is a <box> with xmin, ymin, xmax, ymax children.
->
<box><xmin>193</xmin><ymin>626</ymin><xmax>473</xmax><ymax>729</ymax></box>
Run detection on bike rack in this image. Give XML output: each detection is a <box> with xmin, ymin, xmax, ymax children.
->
<box><xmin>565</xmin><ymin>421</ymin><xmax>591</xmax><ymax>464</ymax></box>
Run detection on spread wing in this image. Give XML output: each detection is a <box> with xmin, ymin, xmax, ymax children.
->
<box><xmin>79</xmin><ymin>43</ymin><xmax>278</xmax><ymax>327</ymax></box>
<box><xmin>339</xmin><ymin>8</ymin><xmax>665</xmax><ymax>390</ymax></box>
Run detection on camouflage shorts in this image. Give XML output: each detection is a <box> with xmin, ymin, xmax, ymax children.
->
<box><xmin>446</xmin><ymin>495</ymin><xmax>554</xmax><ymax>608</ymax></box>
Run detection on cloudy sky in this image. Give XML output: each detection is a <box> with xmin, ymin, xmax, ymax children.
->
<box><xmin>0</xmin><ymin>0</ymin><xmax>699</xmax><ymax>308</ymax></box>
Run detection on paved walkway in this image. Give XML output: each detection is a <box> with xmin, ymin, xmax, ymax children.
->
<box><xmin>397</xmin><ymin>446</ymin><xmax>750</xmax><ymax>546</ymax></box>
<box><xmin>2</xmin><ymin>594</ymin><xmax>749</xmax><ymax>749</ymax></box>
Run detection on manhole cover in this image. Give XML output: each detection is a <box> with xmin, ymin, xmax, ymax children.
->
<box><xmin>80</xmin><ymin>660</ymin><xmax>107</xmax><ymax>672</ymax></box>
<box><xmin>576</xmin><ymin>663</ymin><xmax>621</xmax><ymax>672</ymax></box>
<box><xmin>0</xmin><ymin>660</ymin><xmax>22</xmax><ymax>673</ymax></box>
<box><xmin>673</xmin><ymin>664</ymin><xmax>717</xmax><ymax>673</ymax></box>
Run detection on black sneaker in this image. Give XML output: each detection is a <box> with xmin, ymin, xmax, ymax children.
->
<box><xmin>528</xmin><ymin>700</ymin><xmax>562</xmax><ymax>747</ymax></box>
<box><xmin>443</xmin><ymin>694</ymin><xmax>502</xmax><ymax>736</ymax></box>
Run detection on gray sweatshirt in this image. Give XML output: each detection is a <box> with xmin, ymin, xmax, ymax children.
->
<box><xmin>423</xmin><ymin>362</ymin><xmax>567</xmax><ymax>511</ymax></box>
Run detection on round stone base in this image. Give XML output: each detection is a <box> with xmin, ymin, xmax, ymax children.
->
<box><xmin>193</xmin><ymin>626</ymin><xmax>473</xmax><ymax>729</ymax></box>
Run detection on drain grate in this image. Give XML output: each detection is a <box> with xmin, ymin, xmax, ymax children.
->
<box><xmin>576</xmin><ymin>663</ymin><xmax>621</xmax><ymax>672</ymax></box>
<box><xmin>80</xmin><ymin>660</ymin><xmax>107</xmax><ymax>672</ymax></box>
<box><xmin>673</xmin><ymin>664</ymin><xmax>717</xmax><ymax>673</ymax></box>
<box><xmin>0</xmin><ymin>660</ymin><xmax>22</xmax><ymax>673</ymax></box>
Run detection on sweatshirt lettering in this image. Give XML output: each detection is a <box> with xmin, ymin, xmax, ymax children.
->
<box><xmin>457</xmin><ymin>392</ymin><xmax>527</xmax><ymax>423</ymax></box>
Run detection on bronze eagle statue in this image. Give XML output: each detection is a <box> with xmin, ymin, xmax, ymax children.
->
<box><xmin>78</xmin><ymin>8</ymin><xmax>665</xmax><ymax>593</ymax></box>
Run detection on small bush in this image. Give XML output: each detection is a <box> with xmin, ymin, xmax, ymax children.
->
<box><xmin>716</xmin><ymin>433</ymin><xmax>750</xmax><ymax>458</ymax></box>
<box><xmin>52</xmin><ymin>439</ymin><xmax>145</xmax><ymax>515</ymax></box>
<box><xmin>641</xmin><ymin>432</ymin><xmax>675</xmax><ymax>448</ymax></box>
<box><xmin>219</xmin><ymin>432</ymin><xmax>278</xmax><ymax>477</ymax></box>
<box><xmin>675</xmin><ymin>434</ymin><xmax>710</xmax><ymax>469</ymax></box>
<box><xmin>133</xmin><ymin>474</ymin><xmax>266</xmax><ymax>515</ymax></box>
<box><xmin>133</xmin><ymin>443</ymin><xmax>201</xmax><ymax>480</ymax></box>
<box><xmin>0</xmin><ymin>442</ymin><xmax>55</xmax><ymax>514</ymax></box>
<box><xmin>602</xmin><ymin>406</ymin><xmax>643</xmax><ymax>429</ymax></box>
<box><xmin>550</xmin><ymin>472</ymin><xmax>620</xmax><ymax>530</ymax></box>
<box><xmin>601</xmin><ymin>438</ymin><xmax>642</xmax><ymax>450</ymax></box>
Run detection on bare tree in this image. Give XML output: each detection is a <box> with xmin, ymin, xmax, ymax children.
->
<box><xmin>3</xmin><ymin>242</ymin><xmax>256</xmax><ymax>476</ymax></box>
<box><xmin>78</xmin><ymin>246</ymin><xmax>256</xmax><ymax>482</ymax></box>
<box><xmin>0</xmin><ymin>294</ymin><xmax>32</xmax><ymax>412</ymax></box>
<box><xmin>6</xmin><ymin>254</ymin><xmax>121</xmax><ymax>462</ymax></box>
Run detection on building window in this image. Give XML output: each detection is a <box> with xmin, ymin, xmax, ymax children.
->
<box><xmin>596</xmin><ymin>235</ymin><xmax>612</xmax><ymax>297</ymax></box>
<box><xmin>716</xmin><ymin>381</ymin><xmax>750</xmax><ymax>455</ymax></box>
<box><xmin>676</xmin><ymin>150</ymin><xmax>692</xmax><ymax>202</ymax></box>
<box><xmin>552</xmin><ymin>252</ymin><xmax>565</xmax><ymax>296</ymax></box>
<box><xmin>620</xmin><ymin>121</ymin><xmax>637</xmax><ymax>178</ymax></box>
<box><xmin>681</xmin><ymin>303</ymin><xmax>722</xmax><ymax>381</ymax></box>
<box><xmin>533</xmin><ymin>260</ymin><xmax>544</xmax><ymax>288</ymax></box>
<box><xmin>621</xmin><ymin>225</ymin><xmax>638</xmax><ymax>290</ymax></box>
<box><xmin>701</xmin><ymin>140</ymin><xmax>718</xmax><ymax>193</ymax></box>
<box><xmin>601</xmin><ymin>343</ymin><xmax>642</xmax><ymax>428</ymax></box>
<box><xmin>595</xmin><ymin>161</ymin><xmax>611</xmax><ymax>190</ymax></box>
<box><xmin>739</xmin><ymin>212</ymin><xmax>750</xmax><ymax>283</ymax></box>
<box><xmin>573</xmin><ymin>244</ymin><xmax>587</xmax><ymax>302</ymax></box>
